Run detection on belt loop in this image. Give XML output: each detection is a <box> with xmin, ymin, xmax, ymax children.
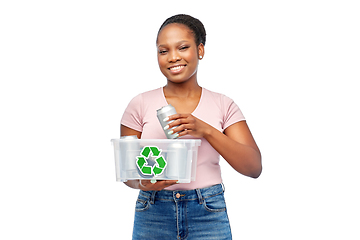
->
<box><xmin>221</xmin><ymin>183</ymin><xmax>225</xmax><ymax>193</ymax></box>
<box><xmin>150</xmin><ymin>191</ymin><xmax>156</xmax><ymax>204</ymax></box>
<box><xmin>195</xmin><ymin>188</ymin><xmax>203</xmax><ymax>204</ymax></box>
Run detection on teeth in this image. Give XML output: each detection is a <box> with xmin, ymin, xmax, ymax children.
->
<box><xmin>170</xmin><ymin>65</ymin><xmax>184</xmax><ymax>71</ymax></box>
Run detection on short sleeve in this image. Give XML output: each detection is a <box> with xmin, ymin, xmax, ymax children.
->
<box><xmin>222</xmin><ymin>95</ymin><xmax>245</xmax><ymax>130</ymax></box>
<box><xmin>120</xmin><ymin>94</ymin><xmax>143</xmax><ymax>132</ymax></box>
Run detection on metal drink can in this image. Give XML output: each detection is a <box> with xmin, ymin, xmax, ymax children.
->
<box><xmin>166</xmin><ymin>142</ymin><xmax>188</xmax><ymax>180</ymax></box>
<box><xmin>120</xmin><ymin>135</ymin><xmax>139</xmax><ymax>172</ymax></box>
<box><xmin>157</xmin><ymin>104</ymin><xmax>179</xmax><ymax>139</ymax></box>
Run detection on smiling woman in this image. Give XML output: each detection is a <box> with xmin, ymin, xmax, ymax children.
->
<box><xmin>156</xmin><ymin>23</ymin><xmax>204</xmax><ymax>85</ymax></box>
<box><xmin>120</xmin><ymin>14</ymin><xmax>262</xmax><ymax>240</ymax></box>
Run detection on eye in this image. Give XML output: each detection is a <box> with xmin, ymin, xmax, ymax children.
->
<box><xmin>179</xmin><ymin>46</ymin><xmax>189</xmax><ymax>51</ymax></box>
<box><xmin>158</xmin><ymin>49</ymin><xmax>168</xmax><ymax>55</ymax></box>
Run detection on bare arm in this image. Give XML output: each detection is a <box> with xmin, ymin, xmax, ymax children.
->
<box><xmin>166</xmin><ymin>115</ymin><xmax>262</xmax><ymax>178</ymax></box>
<box><xmin>120</xmin><ymin>124</ymin><xmax>142</xmax><ymax>139</ymax></box>
<box><xmin>209</xmin><ymin>121</ymin><xmax>262</xmax><ymax>178</ymax></box>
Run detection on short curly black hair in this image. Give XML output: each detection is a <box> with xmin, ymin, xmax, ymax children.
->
<box><xmin>157</xmin><ymin>14</ymin><xmax>206</xmax><ymax>46</ymax></box>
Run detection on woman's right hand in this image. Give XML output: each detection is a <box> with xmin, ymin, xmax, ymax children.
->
<box><xmin>138</xmin><ymin>179</ymin><xmax>178</xmax><ymax>191</ymax></box>
<box><xmin>123</xmin><ymin>179</ymin><xmax>178</xmax><ymax>191</ymax></box>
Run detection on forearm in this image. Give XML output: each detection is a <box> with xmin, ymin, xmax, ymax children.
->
<box><xmin>204</xmin><ymin>126</ymin><xmax>262</xmax><ymax>178</ymax></box>
<box><xmin>124</xmin><ymin>180</ymin><xmax>141</xmax><ymax>189</ymax></box>
<box><xmin>156</xmin><ymin>114</ymin><xmax>262</xmax><ymax>178</ymax></box>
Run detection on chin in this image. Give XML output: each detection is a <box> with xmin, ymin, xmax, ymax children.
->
<box><xmin>167</xmin><ymin>79</ymin><xmax>187</xmax><ymax>84</ymax></box>
<box><xmin>162</xmin><ymin>68</ymin><xmax>197</xmax><ymax>84</ymax></box>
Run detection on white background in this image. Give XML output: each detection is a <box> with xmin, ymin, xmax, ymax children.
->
<box><xmin>1</xmin><ymin>1</ymin><xmax>359</xmax><ymax>239</ymax></box>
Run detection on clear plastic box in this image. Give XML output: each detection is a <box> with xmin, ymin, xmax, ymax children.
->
<box><xmin>111</xmin><ymin>139</ymin><xmax>201</xmax><ymax>183</ymax></box>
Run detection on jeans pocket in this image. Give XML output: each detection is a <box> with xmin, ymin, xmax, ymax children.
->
<box><xmin>135</xmin><ymin>193</ymin><xmax>150</xmax><ymax>212</ymax></box>
<box><xmin>203</xmin><ymin>193</ymin><xmax>227</xmax><ymax>213</ymax></box>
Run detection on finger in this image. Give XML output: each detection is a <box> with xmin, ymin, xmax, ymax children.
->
<box><xmin>171</xmin><ymin>124</ymin><xmax>192</xmax><ymax>134</ymax></box>
<box><xmin>165</xmin><ymin>180</ymin><xmax>179</xmax><ymax>185</ymax></box>
<box><xmin>152</xmin><ymin>180</ymin><xmax>178</xmax><ymax>191</ymax></box>
<box><xmin>177</xmin><ymin>129</ymin><xmax>192</xmax><ymax>137</ymax></box>
<box><xmin>140</xmin><ymin>180</ymin><xmax>178</xmax><ymax>191</ymax></box>
<box><xmin>167</xmin><ymin>118</ymin><xmax>192</xmax><ymax>130</ymax></box>
<box><xmin>139</xmin><ymin>179</ymin><xmax>151</xmax><ymax>189</ymax></box>
<box><xmin>166</xmin><ymin>113</ymin><xmax>190</xmax><ymax>122</ymax></box>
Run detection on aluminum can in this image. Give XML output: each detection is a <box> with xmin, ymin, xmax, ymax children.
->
<box><xmin>120</xmin><ymin>135</ymin><xmax>139</xmax><ymax>172</ymax></box>
<box><xmin>166</xmin><ymin>142</ymin><xmax>187</xmax><ymax>179</ymax></box>
<box><xmin>157</xmin><ymin>104</ymin><xmax>179</xmax><ymax>139</ymax></box>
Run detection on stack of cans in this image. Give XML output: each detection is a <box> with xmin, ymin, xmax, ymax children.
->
<box><xmin>156</xmin><ymin>104</ymin><xmax>187</xmax><ymax>179</ymax></box>
<box><xmin>119</xmin><ymin>135</ymin><xmax>140</xmax><ymax>178</ymax></box>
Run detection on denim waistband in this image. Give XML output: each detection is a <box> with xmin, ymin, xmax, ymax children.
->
<box><xmin>139</xmin><ymin>183</ymin><xmax>225</xmax><ymax>204</ymax></box>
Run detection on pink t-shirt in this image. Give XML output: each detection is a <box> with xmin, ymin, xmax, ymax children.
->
<box><xmin>121</xmin><ymin>87</ymin><xmax>245</xmax><ymax>190</ymax></box>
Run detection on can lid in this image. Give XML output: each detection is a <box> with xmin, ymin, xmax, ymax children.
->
<box><xmin>120</xmin><ymin>135</ymin><xmax>138</xmax><ymax>139</ymax></box>
<box><xmin>156</xmin><ymin>104</ymin><xmax>174</xmax><ymax>113</ymax></box>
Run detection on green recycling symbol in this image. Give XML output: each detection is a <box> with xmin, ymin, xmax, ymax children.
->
<box><xmin>136</xmin><ymin>146</ymin><xmax>167</xmax><ymax>176</ymax></box>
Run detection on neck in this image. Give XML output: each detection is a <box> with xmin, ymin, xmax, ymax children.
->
<box><xmin>164</xmin><ymin>79</ymin><xmax>201</xmax><ymax>98</ymax></box>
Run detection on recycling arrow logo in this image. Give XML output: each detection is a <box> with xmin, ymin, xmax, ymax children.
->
<box><xmin>136</xmin><ymin>146</ymin><xmax>167</xmax><ymax>176</ymax></box>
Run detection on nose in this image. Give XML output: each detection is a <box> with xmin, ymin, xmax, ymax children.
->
<box><xmin>168</xmin><ymin>50</ymin><xmax>181</xmax><ymax>63</ymax></box>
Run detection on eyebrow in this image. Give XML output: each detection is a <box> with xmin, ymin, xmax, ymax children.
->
<box><xmin>157</xmin><ymin>40</ymin><xmax>190</xmax><ymax>48</ymax></box>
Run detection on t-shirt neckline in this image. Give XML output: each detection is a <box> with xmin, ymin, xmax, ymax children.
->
<box><xmin>161</xmin><ymin>87</ymin><xmax>204</xmax><ymax>115</ymax></box>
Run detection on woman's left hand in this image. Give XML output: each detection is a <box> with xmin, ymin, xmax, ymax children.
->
<box><xmin>165</xmin><ymin>114</ymin><xmax>262</xmax><ymax>178</ymax></box>
<box><xmin>165</xmin><ymin>114</ymin><xmax>212</xmax><ymax>138</ymax></box>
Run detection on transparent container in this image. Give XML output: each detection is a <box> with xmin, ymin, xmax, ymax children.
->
<box><xmin>111</xmin><ymin>139</ymin><xmax>201</xmax><ymax>183</ymax></box>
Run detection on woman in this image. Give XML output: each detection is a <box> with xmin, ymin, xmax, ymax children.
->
<box><xmin>121</xmin><ymin>14</ymin><xmax>262</xmax><ymax>240</ymax></box>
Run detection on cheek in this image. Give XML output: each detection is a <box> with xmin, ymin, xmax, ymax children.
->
<box><xmin>184</xmin><ymin>52</ymin><xmax>198</xmax><ymax>68</ymax></box>
<box><xmin>184</xmin><ymin>49</ymin><xmax>198</xmax><ymax>62</ymax></box>
<box><xmin>157</xmin><ymin>56</ymin><xmax>167</xmax><ymax>68</ymax></box>
<box><xmin>157</xmin><ymin>56</ymin><xmax>169</xmax><ymax>76</ymax></box>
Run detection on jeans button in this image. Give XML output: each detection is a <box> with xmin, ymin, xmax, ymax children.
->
<box><xmin>176</xmin><ymin>193</ymin><xmax>180</xmax><ymax>198</ymax></box>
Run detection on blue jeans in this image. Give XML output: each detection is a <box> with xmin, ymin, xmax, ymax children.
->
<box><xmin>132</xmin><ymin>184</ymin><xmax>232</xmax><ymax>240</ymax></box>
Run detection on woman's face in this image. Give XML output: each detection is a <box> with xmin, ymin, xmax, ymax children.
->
<box><xmin>157</xmin><ymin>23</ymin><xmax>204</xmax><ymax>84</ymax></box>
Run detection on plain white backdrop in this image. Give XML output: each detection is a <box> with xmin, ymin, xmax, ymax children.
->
<box><xmin>1</xmin><ymin>1</ymin><xmax>359</xmax><ymax>239</ymax></box>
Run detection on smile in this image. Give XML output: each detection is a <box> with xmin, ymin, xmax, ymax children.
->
<box><xmin>168</xmin><ymin>65</ymin><xmax>186</xmax><ymax>73</ymax></box>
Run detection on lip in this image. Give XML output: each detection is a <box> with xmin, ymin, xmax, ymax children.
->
<box><xmin>168</xmin><ymin>64</ymin><xmax>186</xmax><ymax>74</ymax></box>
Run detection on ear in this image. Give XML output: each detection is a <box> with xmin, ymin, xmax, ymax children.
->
<box><xmin>198</xmin><ymin>43</ymin><xmax>205</xmax><ymax>60</ymax></box>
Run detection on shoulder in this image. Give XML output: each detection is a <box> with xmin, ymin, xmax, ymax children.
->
<box><xmin>128</xmin><ymin>87</ymin><xmax>162</xmax><ymax>103</ymax></box>
<box><xmin>203</xmin><ymin>88</ymin><xmax>235</xmax><ymax>106</ymax></box>
<box><xmin>202</xmin><ymin>88</ymin><xmax>243</xmax><ymax>116</ymax></box>
<box><xmin>140</xmin><ymin>87</ymin><xmax>162</xmax><ymax>98</ymax></box>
